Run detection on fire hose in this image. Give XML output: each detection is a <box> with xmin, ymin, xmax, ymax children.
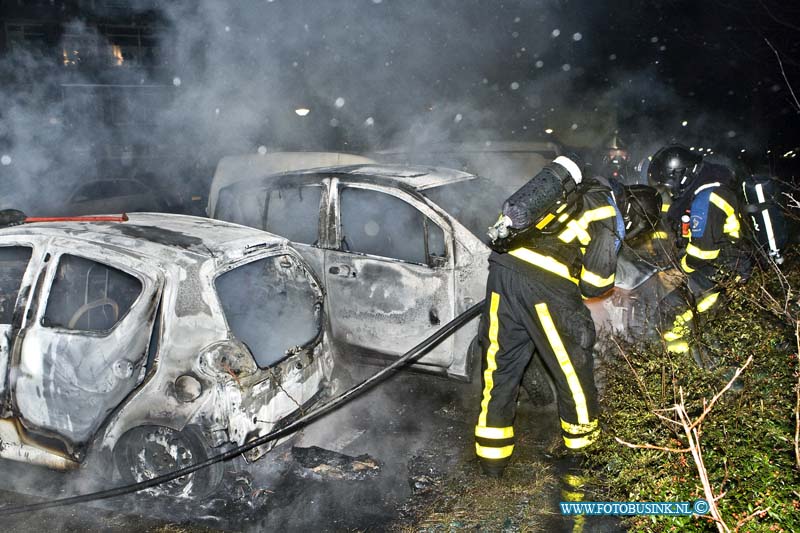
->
<box><xmin>0</xmin><ymin>300</ymin><xmax>484</xmax><ymax>516</ymax></box>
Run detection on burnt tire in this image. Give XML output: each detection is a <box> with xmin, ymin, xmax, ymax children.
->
<box><xmin>114</xmin><ymin>424</ymin><xmax>223</xmax><ymax>499</ymax></box>
<box><xmin>522</xmin><ymin>355</ymin><xmax>556</xmax><ymax>407</ymax></box>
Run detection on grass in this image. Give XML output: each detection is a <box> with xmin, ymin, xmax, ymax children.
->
<box><xmin>394</xmin><ymin>427</ymin><xmax>558</xmax><ymax>532</ymax></box>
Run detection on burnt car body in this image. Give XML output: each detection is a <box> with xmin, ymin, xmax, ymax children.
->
<box><xmin>213</xmin><ymin>164</ymin><xmax>488</xmax><ymax>380</ymax></box>
<box><xmin>211</xmin><ymin>163</ymin><xmax>666</xmax><ymax>381</ymax></box>
<box><xmin>0</xmin><ymin>214</ymin><xmax>332</xmax><ymax>495</ymax></box>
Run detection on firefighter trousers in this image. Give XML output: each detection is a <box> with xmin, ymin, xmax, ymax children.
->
<box><xmin>661</xmin><ymin>267</ymin><xmax>723</xmax><ymax>359</ymax></box>
<box><xmin>475</xmin><ymin>262</ymin><xmax>600</xmax><ymax>470</ymax></box>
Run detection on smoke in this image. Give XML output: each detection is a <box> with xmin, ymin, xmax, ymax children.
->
<box><xmin>0</xmin><ymin>0</ymin><xmax>770</xmax><ymax>218</ymax></box>
<box><xmin>0</xmin><ymin>1</ymin><xmax>781</xmax><ymax>529</ymax></box>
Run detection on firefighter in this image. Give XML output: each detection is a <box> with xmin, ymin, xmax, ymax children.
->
<box><xmin>596</xmin><ymin>133</ymin><xmax>635</xmax><ymax>184</ymax></box>
<box><xmin>476</xmin><ymin>155</ymin><xmax>622</xmax><ymax>477</ymax></box>
<box><xmin>648</xmin><ymin>144</ymin><xmax>752</xmax><ymax>362</ymax></box>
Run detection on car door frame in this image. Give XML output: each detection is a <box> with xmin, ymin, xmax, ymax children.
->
<box><xmin>324</xmin><ymin>176</ymin><xmax>463</xmax><ymax>376</ymax></box>
<box><xmin>9</xmin><ymin>238</ymin><xmax>163</xmax><ymax>456</ymax></box>
<box><xmin>0</xmin><ymin>235</ymin><xmax>47</xmax><ymax>417</ymax></box>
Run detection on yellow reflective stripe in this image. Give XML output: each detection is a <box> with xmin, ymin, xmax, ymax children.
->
<box><xmin>661</xmin><ymin>203</ymin><xmax>670</xmax><ymax>213</ymax></box>
<box><xmin>686</xmin><ymin>243</ymin><xmax>719</xmax><ymax>260</ymax></box>
<box><xmin>697</xmin><ymin>292</ymin><xmax>719</xmax><ymax>313</ymax></box>
<box><xmin>709</xmin><ymin>192</ymin><xmax>741</xmax><ymax>237</ymax></box>
<box><xmin>561</xmin><ymin>489</ymin><xmax>584</xmax><ymax>502</ymax></box>
<box><xmin>571</xmin><ymin>220</ymin><xmax>592</xmax><ymax>246</ymax></box>
<box><xmin>583</xmin><ymin>205</ymin><xmax>617</xmax><ymax>222</ymax></box>
<box><xmin>664</xmin><ymin>309</ymin><xmax>693</xmax><ymax>341</ymax></box>
<box><xmin>559</xmin><ymin>219</ymin><xmax>591</xmax><ymax>245</ymax></box>
<box><xmin>478</xmin><ymin>293</ymin><xmax>501</xmax><ymax>428</ymax></box>
<box><xmin>677</xmin><ymin>309</ymin><xmax>694</xmax><ymax>324</ymax></box>
<box><xmin>709</xmin><ymin>192</ymin><xmax>735</xmax><ymax>216</ymax></box>
<box><xmin>535</xmin><ymin>303</ymin><xmax>589</xmax><ymax>425</ymax></box>
<box><xmin>560</xmin><ymin>418</ymin><xmax>598</xmax><ymax>435</ymax></box>
<box><xmin>475</xmin><ymin>425</ymin><xmax>514</xmax><ymax>439</ymax></box>
<box><xmin>475</xmin><ymin>442</ymin><xmax>514</xmax><ymax>459</ymax></box>
<box><xmin>508</xmin><ymin>248</ymin><xmax>579</xmax><ymax>284</ymax></box>
<box><xmin>580</xmin><ymin>267</ymin><xmax>614</xmax><ymax>288</ymax></box>
<box><xmin>652</xmin><ymin>231</ymin><xmax>669</xmax><ymax>239</ymax></box>
<box><xmin>667</xmin><ymin>341</ymin><xmax>690</xmax><ymax>353</ymax></box>
<box><xmin>564</xmin><ymin>429</ymin><xmax>600</xmax><ymax>449</ymax></box>
<box><xmin>681</xmin><ymin>255</ymin><xmax>695</xmax><ymax>273</ymax></box>
<box><xmin>557</xmin><ymin>205</ymin><xmax>615</xmax><ymax>245</ymax></box>
<box><xmin>563</xmin><ymin>473</ymin><xmax>588</xmax><ymax>488</ymax></box>
<box><xmin>536</xmin><ymin>212</ymin><xmax>556</xmax><ymax>229</ymax></box>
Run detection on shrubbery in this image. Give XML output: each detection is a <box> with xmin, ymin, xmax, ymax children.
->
<box><xmin>590</xmin><ymin>258</ymin><xmax>800</xmax><ymax>532</ymax></box>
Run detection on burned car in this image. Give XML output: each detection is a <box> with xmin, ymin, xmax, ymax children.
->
<box><xmin>0</xmin><ymin>214</ymin><xmax>332</xmax><ymax>496</ymax></box>
<box><xmin>211</xmin><ymin>163</ymin><xmax>667</xmax><ymax>383</ymax></box>
<box><xmin>212</xmin><ymin>164</ymin><xmax>490</xmax><ymax>381</ymax></box>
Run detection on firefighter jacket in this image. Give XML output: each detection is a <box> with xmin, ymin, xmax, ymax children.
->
<box><xmin>665</xmin><ymin>162</ymin><xmax>748</xmax><ymax>277</ymax></box>
<box><xmin>489</xmin><ymin>178</ymin><xmax>624</xmax><ymax>298</ymax></box>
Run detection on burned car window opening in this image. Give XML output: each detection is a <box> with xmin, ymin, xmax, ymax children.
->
<box><xmin>216</xmin><ymin>182</ymin><xmax>323</xmax><ymax>247</ymax></box>
<box><xmin>215</xmin><ymin>254</ymin><xmax>321</xmax><ymax>369</ymax></box>
<box><xmin>264</xmin><ymin>185</ymin><xmax>322</xmax><ymax>245</ymax></box>
<box><xmin>424</xmin><ymin>217</ymin><xmax>446</xmax><ymax>266</ymax></box>
<box><xmin>0</xmin><ymin>246</ymin><xmax>33</xmax><ymax>324</ymax></box>
<box><xmin>340</xmin><ymin>187</ymin><xmax>446</xmax><ymax>267</ymax></box>
<box><xmin>216</xmin><ymin>186</ymin><xmax>267</xmax><ymax>228</ymax></box>
<box><xmin>42</xmin><ymin>254</ymin><xmax>143</xmax><ymax>333</ymax></box>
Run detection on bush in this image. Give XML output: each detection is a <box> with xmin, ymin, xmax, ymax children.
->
<box><xmin>589</xmin><ymin>259</ymin><xmax>800</xmax><ymax>532</ymax></box>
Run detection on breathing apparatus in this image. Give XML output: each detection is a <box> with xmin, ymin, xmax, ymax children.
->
<box><xmin>487</xmin><ymin>155</ymin><xmax>584</xmax><ymax>252</ymax></box>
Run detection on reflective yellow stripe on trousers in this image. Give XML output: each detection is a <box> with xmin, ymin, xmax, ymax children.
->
<box><xmin>475</xmin><ymin>443</ymin><xmax>514</xmax><ymax>459</ymax></box>
<box><xmin>478</xmin><ymin>293</ymin><xmax>501</xmax><ymax>428</ymax></box>
<box><xmin>534</xmin><ymin>302</ymin><xmax>590</xmax><ymax>425</ymax></box>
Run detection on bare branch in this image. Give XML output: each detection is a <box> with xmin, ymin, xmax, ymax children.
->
<box><xmin>764</xmin><ymin>37</ymin><xmax>800</xmax><ymax>113</ymax></box>
<box><xmin>614</xmin><ymin>436</ymin><xmax>691</xmax><ymax>453</ymax></box>
<box><xmin>691</xmin><ymin>356</ymin><xmax>754</xmax><ymax>431</ymax></box>
<box><xmin>734</xmin><ymin>507</ymin><xmax>772</xmax><ymax>532</ymax></box>
<box><xmin>758</xmin><ymin>0</ymin><xmax>800</xmax><ymax>33</ymax></box>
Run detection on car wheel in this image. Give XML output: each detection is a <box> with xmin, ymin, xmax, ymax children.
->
<box><xmin>522</xmin><ymin>355</ymin><xmax>556</xmax><ymax>407</ymax></box>
<box><xmin>114</xmin><ymin>424</ymin><xmax>222</xmax><ymax>499</ymax></box>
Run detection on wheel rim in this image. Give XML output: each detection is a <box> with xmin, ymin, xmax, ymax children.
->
<box><xmin>119</xmin><ymin>425</ymin><xmax>201</xmax><ymax>497</ymax></box>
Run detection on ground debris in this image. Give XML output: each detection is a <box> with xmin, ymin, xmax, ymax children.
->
<box><xmin>407</xmin><ymin>450</ymin><xmax>446</xmax><ymax>494</ymax></box>
<box><xmin>291</xmin><ymin>445</ymin><xmax>381</xmax><ymax>481</ymax></box>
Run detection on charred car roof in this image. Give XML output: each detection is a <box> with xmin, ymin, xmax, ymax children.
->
<box><xmin>0</xmin><ymin>213</ymin><xmax>289</xmax><ymax>261</ymax></box>
<box><xmin>228</xmin><ymin>163</ymin><xmax>477</xmax><ymax>192</ymax></box>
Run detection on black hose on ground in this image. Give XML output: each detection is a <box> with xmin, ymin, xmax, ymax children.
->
<box><xmin>0</xmin><ymin>300</ymin><xmax>485</xmax><ymax>516</ymax></box>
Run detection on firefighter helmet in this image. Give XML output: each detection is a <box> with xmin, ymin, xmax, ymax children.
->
<box><xmin>621</xmin><ymin>185</ymin><xmax>662</xmax><ymax>241</ymax></box>
<box><xmin>648</xmin><ymin>144</ymin><xmax>702</xmax><ymax>196</ymax></box>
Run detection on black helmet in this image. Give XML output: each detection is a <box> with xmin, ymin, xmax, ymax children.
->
<box><xmin>621</xmin><ymin>185</ymin><xmax>662</xmax><ymax>241</ymax></box>
<box><xmin>648</xmin><ymin>144</ymin><xmax>702</xmax><ymax>196</ymax></box>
